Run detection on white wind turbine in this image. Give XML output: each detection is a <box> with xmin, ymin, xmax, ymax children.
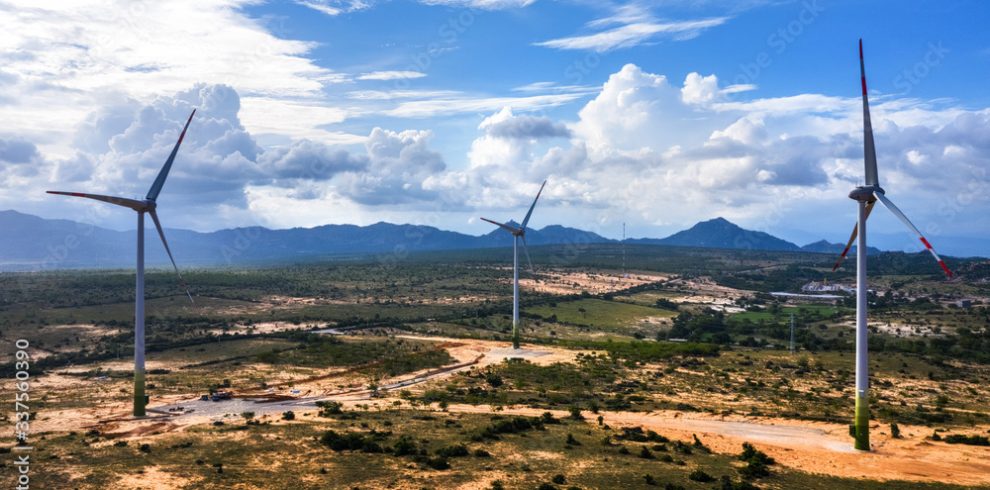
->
<box><xmin>482</xmin><ymin>180</ymin><xmax>547</xmax><ymax>350</ymax></box>
<box><xmin>832</xmin><ymin>41</ymin><xmax>953</xmax><ymax>450</ymax></box>
<box><xmin>48</xmin><ymin>110</ymin><xmax>197</xmax><ymax>417</ymax></box>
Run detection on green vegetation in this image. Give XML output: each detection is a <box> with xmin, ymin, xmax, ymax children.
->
<box><xmin>256</xmin><ymin>335</ymin><xmax>454</xmax><ymax>376</ymax></box>
<box><xmin>526</xmin><ymin>298</ymin><xmax>675</xmax><ymax>329</ymax></box>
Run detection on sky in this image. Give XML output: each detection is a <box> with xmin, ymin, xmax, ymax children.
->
<box><xmin>0</xmin><ymin>0</ymin><xmax>988</xmax><ymax>256</ymax></box>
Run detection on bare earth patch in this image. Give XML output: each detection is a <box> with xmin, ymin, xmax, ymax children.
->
<box><xmin>520</xmin><ymin>269</ymin><xmax>670</xmax><ymax>295</ymax></box>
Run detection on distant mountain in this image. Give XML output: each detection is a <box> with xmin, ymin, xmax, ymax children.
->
<box><xmin>630</xmin><ymin>217</ymin><xmax>801</xmax><ymax>252</ymax></box>
<box><xmin>0</xmin><ymin>210</ymin><xmax>611</xmax><ymax>270</ymax></box>
<box><xmin>800</xmin><ymin>239</ymin><xmax>881</xmax><ymax>255</ymax></box>
<box><xmin>0</xmin><ymin>210</ymin><xmax>949</xmax><ymax>271</ymax></box>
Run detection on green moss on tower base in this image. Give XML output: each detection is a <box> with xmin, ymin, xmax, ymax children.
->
<box><xmin>854</xmin><ymin>393</ymin><xmax>870</xmax><ymax>450</ymax></box>
<box><xmin>134</xmin><ymin>369</ymin><xmax>146</xmax><ymax>417</ymax></box>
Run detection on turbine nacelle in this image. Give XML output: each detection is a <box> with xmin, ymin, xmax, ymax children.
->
<box><xmin>848</xmin><ymin>185</ymin><xmax>882</xmax><ymax>203</ymax></box>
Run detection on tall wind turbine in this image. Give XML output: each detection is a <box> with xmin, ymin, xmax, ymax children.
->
<box><xmin>832</xmin><ymin>41</ymin><xmax>952</xmax><ymax>450</ymax></box>
<box><xmin>482</xmin><ymin>180</ymin><xmax>547</xmax><ymax>350</ymax></box>
<box><xmin>48</xmin><ymin>110</ymin><xmax>197</xmax><ymax>417</ymax></box>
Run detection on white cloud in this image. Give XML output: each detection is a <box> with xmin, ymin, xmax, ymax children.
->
<box><xmin>346</xmin><ymin>89</ymin><xmax>462</xmax><ymax>100</ymax></box>
<box><xmin>419</xmin><ymin>0</ymin><xmax>536</xmax><ymax>9</ymax></box>
<box><xmin>0</xmin><ymin>0</ymin><xmax>347</xmax><ymax>155</ymax></box>
<box><xmin>385</xmin><ymin>93</ymin><xmax>586</xmax><ymax>118</ymax></box>
<box><xmin>478</xmin><ymin>107</ymin><xmax>570</xmax><ymax>139</ymax></box>
<box><xmin>536</xmin><ymin>15</ymin><xmax>728</xmax><ymax>52</ymax></box>
<box><xmin>422</xmin><ymin>64</ymin><xmax>990</xmax><ymax>246</ymax></box>
<box><xmin>357</xmin><ymin>71</ymin><xmax>428</xmax><ymax>81</ymax></box>
<box><xmin>296</xmin><ymin>0</ymin><xmax>371</xmax><ymax>16</ymax></box>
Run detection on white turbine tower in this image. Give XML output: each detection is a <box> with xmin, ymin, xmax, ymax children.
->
<box><xmin>832</xmin><ymin>41</ymin><xmax>953</xmax><ymax>450</ymax></box>
<box><xmin>48</xmin><ymin>110</ymin><xmax>197</xmax><ymax>417</ymax></box>
<box><xmin>482</xmin><ymin>180</ymin><xmax>547</xmax><ymax>350</ymax></box>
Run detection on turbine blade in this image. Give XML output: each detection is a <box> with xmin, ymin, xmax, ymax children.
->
<box><xmin>831</xmin><ymin>201</ymin><xmax>876</xmax><ymax>271</ymax></box>
<box><xmin>46</xmin><ymin>191</ymin><xmax>148</xmax><ymax>211</ymax></box>
<box><xmin>520</xmin><ymin>180</ymin><xmax>546</xmax><ymax>231</ymax></box>
<box><xmin>859</xmin><ymin>39</ymin><xmax>879</xmax><ymax>187</ymax></box>
<box><xmin>521</xmin><ymin>235</ymin><xmax>534</xmax><ymax>273</ymax></box>
<box><xmin>149</xmin><ymin>210</ymin><xmax>195</xmax><ymax>303</ymax></box>
<box><xmin>875</xmin><ymin>192</ymin><xmax>953</xmax><ymax>278</ymax></box>
<box><xmin>146</xmin><ymin>109</ymin><xmax>196</xmax><ymax>201</ymax></box>
<box><xmin>481</xmin><ymin>217</ymin><xmax>520</xmax><ymax>234</ymax></box>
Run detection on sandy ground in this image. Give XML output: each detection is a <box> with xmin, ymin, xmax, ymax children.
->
<box><xmin>32</xmin><ymin>332</ymin><xmax>990</xmax><ymax>487</ymax></box>
<box><xmin>520</xmin><ymin>270</ymin><xmax>671</xmax><ymax>295</ymax></box>
<box><xmin>442</xmin><ymin>404</ymin><xmax>990</xmax><ymax>487</ymax></box>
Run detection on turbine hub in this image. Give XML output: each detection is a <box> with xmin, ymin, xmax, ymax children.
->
<box><xmin>849</xmin><ymin>185</ymin><xmax>881</xmax><ymax>203</ymax></box>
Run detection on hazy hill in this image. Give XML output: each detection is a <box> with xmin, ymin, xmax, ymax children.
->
<box><xmin>629</xmin><ymin>217</ymin><xmax>801</xmax><ymax>251</ymax></box>
<box><xmin>0</xmin><ymin>210</ymin><xmax>908</xmax><ymax>270</ymax></box>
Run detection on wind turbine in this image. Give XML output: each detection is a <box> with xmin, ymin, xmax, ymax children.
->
<box><xmin>48</xmin><ymin>109</ymin><xmax>197</xmax><ymax>417</ymax></box>
<box><xmin>832</xmin><ymin>41</ymin><xmax>952</xmax><ymax>450</ymax></box>
<box><xmin>481</xmin><ymin>180</ymin><xmax>547</xmax><ymax>350</ymax></box>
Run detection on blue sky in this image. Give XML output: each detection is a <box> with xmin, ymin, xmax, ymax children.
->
<box><xmin>1</xmin><ymin>0</ymin><xmax>988</xmax><ymax>256</ymax></box>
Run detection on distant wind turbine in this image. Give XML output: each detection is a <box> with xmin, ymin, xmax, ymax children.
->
<box><xmin>48</xmin><ymin>109</ymin><xmax>197</xmax><ymax>417</ymax></box>
<box><xmin>481</xmin><ymin>180</ymin><xmax>547</xmax><ymax>350</ymax></box>
<box><xmin>832</xmin><ymin>41</ymin><xmax>953</xmax><ymax>451</ymax></box>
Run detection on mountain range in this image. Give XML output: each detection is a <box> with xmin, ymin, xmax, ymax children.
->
<box><xmin>0</xmin><ymin>210</ymin><xmax>882</xmax><ymax>271</ymax></box>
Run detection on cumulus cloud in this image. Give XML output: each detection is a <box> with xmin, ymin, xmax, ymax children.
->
<box><xmin>1</xmin><ymin>83</ymin><xmax>454</xmax><ymax>230</ymax></box>
<box><xmin>0</xmin><ymin>0</ymin><xmax>348</xmax><ymax>158</ymax></box>
<box><xmin>479</xmin><ymin>107</ymin><xmax>570</xmax><ymax>139</ymax></box>
<box><xmin>336</xmin><ymin>128</ymin><xmax>446</xmax><ymax>205</ymax></box>
<box><xmin>0</xmin><ymin>138</ymin><xmax>39</xmax><ymax>164</ymax></box>
<box><xmin>423</xmin><ymin>64</ymin><xmax>990</xmax><ymax>246</ymax></box>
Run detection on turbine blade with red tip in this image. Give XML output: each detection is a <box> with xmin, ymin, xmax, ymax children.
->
<box><xmin>481</xmin><ymin>217</ymin><xmax>520</xmax><ymax>234</ymax></box>
<box><xmin>875</xmin><ymin>192</ymin><xmax>953</xmax><ymax>278</ymax></box>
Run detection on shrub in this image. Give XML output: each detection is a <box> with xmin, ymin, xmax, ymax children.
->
<box><xmin>644</xmin><ymin>474</ymin><xmax>657</xmax><ymax>486</ymax></box>
<box><xmin>473</xmin><ymin>448</ymin><xmax>491</xmax><ymax>458</ymax></box>
<box><xmin>436</xmin><ymin>444</ymin><xmax>469</xmax><ymax>458</ymax></box>
<box><xmin>316</xmin><ymin>400</ymin><xmax>343</xmax><ymax>416</ymax></box>
<box><xmin>282</xmin><ymin>411</ymin><xmax>295</xmax><ymax>421</ymax></box>
<box><xmin>689</xmin><ymin>469</ymin><xmax>715</xmax><ymax>482</ymax></box>
<box><xmin>739</xmin><ymin>443</ymin><xmax>774</xmax><ymax>465</ymax></box>
<box><xmin>739</xmin><ymin>460</ymin><xmax>770</xmax><ymax>479</ymax></box>
<box><xmin>566</xmin><ymin>433</ymin><xmax>581</xmax><ymax>446</ymax></box>
<box><xmin>551</xmin><ymin>473</ymin><xmax>566</xmax><ymax>484</ymax></box>
<box><xmin>944</xmin><ymin>434</ymin><xmax>990</xmax><ymax>446</ymax></box>
<box><xmin>639</xmin><ymin>446</ymin><xmax>654</xmax><ymax>459</ymax></box>
<box><xmin>569</xmin><ymin>406</ymin><xmax>584</xmax><ymax>420</ymax></box>
<box><xmin>423</xmin><ymin>455</ymin><xmax>450</xmax><ymax>470</ymax></box>
<box><xmin>692</xmin><ymin>434</ymin><xmax>710</xmax><ymax>452</ymax></box>
<box><xmin>890</xmin><ymin>423</ymin><xmax>900</xmax><ymax>439</ymax></box>
<box><xmin>392</xmin><ymin>435</ymin><xmax>418</xmax><ymax>456</ymax></box>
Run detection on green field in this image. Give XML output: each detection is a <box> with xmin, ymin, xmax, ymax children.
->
<box><xmin>526</xmin><ymin>298</ymin><xmax>676</xmax><ymax>330</ymax></box>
